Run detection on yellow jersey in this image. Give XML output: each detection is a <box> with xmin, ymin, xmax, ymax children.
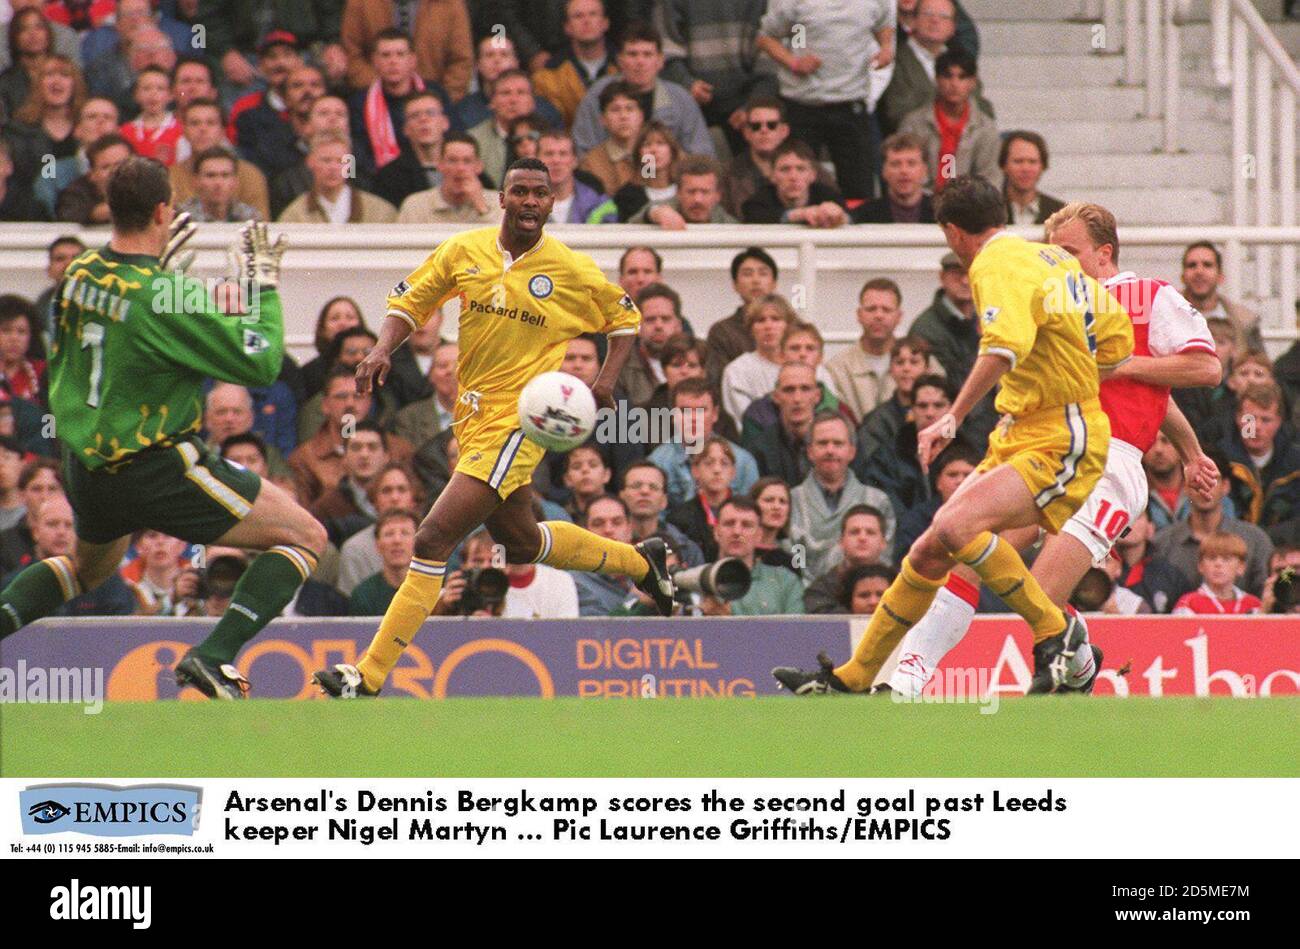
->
<box><xmin>385</xmin><ymin>227</ymin><xmax>641</xmax><ymax>398</ymax></box>
<box><xmin>970</xmin><ymin>232</ymin><xmax>1133</xmax><ymax>417</ymax></box>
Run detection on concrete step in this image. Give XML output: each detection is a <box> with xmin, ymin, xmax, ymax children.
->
<box><xmin>1072</xmin><ymin>186</ymin><xmax>1227</xmax><ymax>224</ymax></box>
<box><xmin>963</xmin><ymin>0</ymin><xmax>1291</xmax><ymax>23</ymax></box>
<box><xmin>986</xmin><ymin>85</ymin><xmax>1227</xmax><ymax>121</ymax></box>
<box><xmin>1003</xmin><ymin>116</ymin><xmax>1231</xmax><ymax>154</ymax></box>
<box><xmin>980</xmin><ymin>53</ymin><xmax>1233</xmax><ymax>90</ymax></box>
<box><xmin>1039</xmin><ymin>151</ymin><xmax>1233</xmax><ymax>189</ymax></box>
<box><xmin>978</xmin><ymin>19</ymin><xmax>1300</xmax><ymax>56</ymax></box>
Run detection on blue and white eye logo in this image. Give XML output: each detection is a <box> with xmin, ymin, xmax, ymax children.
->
<box><xmin>27</xmin><ymin>800</ymin><xmax>71</xmax><ymax>824</ymax></box>
<box><xmin>529</xmin><ymin>274</ymin><xmax>554</xmax><ymax>299</ymax></box>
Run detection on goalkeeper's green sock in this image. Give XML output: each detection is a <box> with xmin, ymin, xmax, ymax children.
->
<box><xmin>0</xmin><ymin>556</ymin><xmax>82</xmax><ymax>639</ymax></box>
<box><xmin>192</xmin><ymin>545</ymin><xmax>317</xmax><ymax>664</ymax></box>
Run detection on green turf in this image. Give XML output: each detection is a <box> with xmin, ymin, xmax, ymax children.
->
<box><xmin>3</xmin><ymin>697</ymin><xmax>1296</xmax><ymax>777</ymax></box>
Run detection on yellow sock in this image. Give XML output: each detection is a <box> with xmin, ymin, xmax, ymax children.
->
<box><xmin>356</xmin><ymin>557</ymin><xmax>445</xmax><ymax>691</ymax></box>
<box><xmin>834</xmin><ymin>558</ymin><xmax>947</xmax><ymax>691</ymax></box>
<box><xmin>953</xmin><ymin>532</ymin><xmax>1065</xmax><ymax>643</ymax></box>
<box><xmin>534</xmin><ymin>521</ymin><xmax>648</xmax><ymax>579</ymax></box>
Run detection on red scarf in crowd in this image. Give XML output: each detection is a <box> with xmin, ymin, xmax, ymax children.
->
<box><xmin>933</xmin><ymin>101</ymin><xmax>970</xmax><ymax>191</ymax></box>
<box><xmin>365</xmin><ymin>76</ymin><xmax>425</xmax><ymax>169</ymax></box>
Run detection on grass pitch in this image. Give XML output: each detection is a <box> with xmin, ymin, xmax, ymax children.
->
<box><xmin>2</xmin><ymin>697</ymin><xmax>1296</xmax><ymax>777</ymax></box>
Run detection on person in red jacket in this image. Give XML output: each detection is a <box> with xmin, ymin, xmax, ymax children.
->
<box><xmin>1172</xmin><ymin>531</ymin><xmax>1262</xmax><ymax>614</ymax></box>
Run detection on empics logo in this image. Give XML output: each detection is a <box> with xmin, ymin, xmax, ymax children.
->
<box><xmin>50</xmin><ymin>880</ymin><xmax>152</xmax><ymax>930</ymax></box>
<box><xmin>20</xmin><ymin>785</ymin><xmax>201</xmax><ymax>837</ymax></box>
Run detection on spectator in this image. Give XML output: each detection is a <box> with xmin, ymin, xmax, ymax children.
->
<box><xmin>101</xmin><ymin>24</ymin><xmax>176</xmax><ymax>116</ymax></box>
<box><xmin>1172</xmin><ymin>532</ymin><xmax>1262</xmax><ymax>614</ymax></box>
<box><xmin>349</xmin><ymin>507</ymin><xmax>418</xmax><ymax>615</ymax></box>
<box><xmin>0</xmin><ymin>7</ymin><xmax>55</xmax><ymax>120</ymax></box>
<box><xmin>538</xmin><ymin>128</ymin><xmax>617</xmax><ymax>223</ymax></box>
<box><xmin>3</xmin><ymin>494</ymin><xmax>135</xmax><ymax>615</ymax></box>
<box><xmin>397</xmin><ymin>132</ymin><xmax>501</xmax><ymax>223</ymax></box>
<box><xmin>909</xmin><ymin>251</ymin><xmax>977</xmax><ymax>381</ymax></box>
<box><xmin>504</xmin><ymin>111</ymin><xmax>548</xmax><ymax>162</ymax></box>
<box><xmin>572</xmin><ymin>494</ymin><xmax>640</xmax><ymax>615</ymax></box>
<box><xmin>706</xmin><ymin>247</ymin><xmax>778</xmax><ymax>385</ymax></box>
<box><xmin>5</xmin><ymin>53</ymin><xmax>84</xmax><ymax>190</ymax></box>
<box><xmin>0</xmin><ymin>435</ymin><xmax>26</xmax><ymax>531</ymax></box>
<box><xmin>722</xmin><ymin>294</ymin><xmax>827</xmax><ymax>426</ymax></box>
<box><xmin>891</xmin><ymin>439</ymin><xmax>977</xmax><ymax>560</ymax></box>
<box><xmin>451</xmin><ymin>529</ymin><xmax>580</xmax><ymax>618</ymax></box>
<box><xmin>118</xmin><ymin>64</ymin><xmax>180</xmax><ymax>162</ymax></box>
<box><xmin>341</xmin><ymin>0</ymin><xmax>472</xmax><ymax>101</ymax></box>
<box><xmin>497</xmin><ymin>0</ymin><xmax>650</xmax><ymax>73</ymax></box>
<box><xmin>649</xmin><ymin>378</ymin><xmax>759</xmax><ymax>506</ymax></box>
<box><xmin>610</xmin><ymin>119</ymin><xmax>682</xmax><ymax>222</ymax></box>
<box><xmin>742</xmin><ymin>138</ymin><xmax>846</xmax><ymax>226</ymax></box>
<box><xmin>666</xmin><ymin>435</ymin><xmax>737</xmax><ymax>561</ymax></box>
<box><xmin>0</xmin><ymin>295</ymin><xmax>44</xmax><ymax>406</ymax></box>
<box><xmin>630</xmin><ymin>154</ymin><xmax>734</xmax><ymax>227</ymax></box>
<box><xmin>699</xmin><ymin>496</ymin><xmax>803</xmax><ymax>616</ymax></box>
<box><xmin>267</xmin><ymin>92</ymin><xmax>350</xmax><ymax>217</ymax></box>
<box><xmin>572</xmin><ymin>22</ymin><xmax>714</xmax><ymax>158</ymax></box>
<box><xmin>343</xmin><ymin>29</ymin><xmax>431</xmax><ymax>174</ymax></box>
<box><xmin>659</xmin><ymin>0</ymin><xmax>777</xmax><ymax>153</ymax></box>
<box><xmin>1275</xmin><ymin>300</ymin><xmax>1300</xmax><ymax>421</ymax></box>
<box><xmin>618</xmin><ymin>245</ymin><xmax>662</xmax><ymax>300</ymax></box>
<box><xmin>1144</xmin><ymin>430</ymin><xmax>1225</xmax><ymax>529</ymax></box>
<box><xmin>857</xmin><ymin>373</ymin><xmax>967</xmax><ymax>514</ymax></box>
<box><xmin>302</xmin><ymin>296</ymin><xmax>368</xmax><ymax>401</ymax></box>
<box><xmin>878</xmin><ymin>0</ymin><xmax>992</xmax><ymax>137</ymax></box>
<box><xmin>756</xmin><ymin>0</ymin><xmax>895</xmax><ymax>200</ymax></box>
<box><xmin>168</xmin><ymin>99</ymin><xmax>269</xmax><ymax>218</ymax></box>
<box><xmin>531</xmin><ymin>0</ymin><xmax>619</xmax><ymax>128</ymax></box>
<box><xmin>1222</xmin><ymin>383</ymin><xmax>1300</xmax><ymax>527</ymax></box>
<box><xmin>0</xmin><ymin>457</ymin><xmax>62</xmax><ymax>575</ymax></box>
<box><xmin>824</xmin><ymin>277</ymin><xmax>906</xmax><ymax>421</ymax></box>
<box><xmin>120</xmin><ymin>529</ymin><xmax>190</xmax><ymax>616</ymax></box>
<box><xmin>560</xmin><ymin>443</ymin><xmax>615</xmax><ymax>524</ymax></box>
<box><xmin>642</xmin><ymin>335</ymin><xmax>730</xmax><ymax>437</ymax></box>
<box><xmin>1260</xmin><ymin>544</ymin><xmax>1300</xmax><ymax>613</ymax></box>
<box><xmin>750</xmin><ymin>475</ymin><xmax>798</xmax><ymax>572</ymax></box>
<box><xmin>336</xmin><ymin>461</ymin><xmax>422</xmax><ymax>595</ymax></box>
<box><xmin>467</xmin><ymin>67</ymin><xmax>548</xmax><ymax>186</ymax></box>
<box><xmin>233</xmin><ymin>59</ymin><xmax>319</xmax><ymax>180</ymax></box>
<box><xmin>311</xmin><ymin>420</ymin><xmax>392</xmax><ymax>540</ymax></box>
<box><xmin>1179</xmin><ymin>241</ymin><xmax>1263</xmax><ymax>352</ymax></box>
<box><xmin>204</xmin><ymin>384</ymin><xmax>292</xmax><ymax>474</ymax></box>
<box><xmin>576</xmin><ymin>79</ymin><xmax>642</xmax><ymax>195</ymax></box>
<box><xmin>1000</xmin><ymin>130</ymin><xmax>1063</xmax><ymax>225</ymax></box>
<box><xmin>739</xmin><ymin>322</ymin><xmax>852</xmax><ymax>437</ymax></box>
<box><xmin>30</xmin><ymin>95</ymin><xmax>118</xmax><ymax>217</ymax></box>
<box><xmin>55</xmin><ymin>131</ymin><xmax>129</xmax><ymax>225</ymax></box>
<box><xmin>618</xmin><ymin>460</ymin><xmax>704</xmax><ymax>566</ymax></box>
<box><xmin>33</xmin><ymin>236</ymin><xmax>85</xmax><ymax>336</ymax></box>
<box><xmin>899</xmin><ymin>48</ymin><xmax>1000</xmax><ymax>192</ymax></box>
<box><xmin>370</xmin><ymin>91</ymin><xmax>450</xmax><ymax>209</ymax></box>
<box><xmin>742</xmin><ymin>361</ymin><xmax>818</xmax><ymax>485</ymax></box>
<box><xmin>1150</xmin><ymin>450</ymin><xmax>1272</xmax><ymax>595</ymax></box>
<box><xmin>1112</xmin><ymin>510</ymin><xmax>1194</xmax><ymax>614</ymax></box>
<box><xmin>837</xmin><ymin>562</ymin><xmax>897</xmax><ymax>615</ymax></box>
<box><xmin>195</xmin><ymin>2</ymin><xmax>342</xmax><ymax>97</ymax></box>
<box><xmin>456</xmin><ymin>33</ymin><xmax>563</xmax><ymax>131</ymax></box>
<box><xmin>850</xmin><ymin>131</ymin><xmax>935</xmax><ymax>224</ymax></box>
<box><xmin>619</xmin><ymin>282</ymin><xmax>682</xmax><ymax>407</ymax></box>
<box><xmin>177</xmin><ymin>147</ymin><xmax>262</xmax><ymax>221</ymax></box>
<box><xmin>295</xmin><ymin>325</ymin><xmax>387</xmax><ymax>443</ymax></box>
<box><xmin>0</xmin><ymin>138</ymin><xmax>48</xmax><ymax>221</ymax></box>
<box><xmin>721</xmin><ymin>94</ymin><xmax>835</xmax><ymax>219</ymax></box>
<box><xmin>278</xmin><ymin>131</ymin><xmax>398</xmax><ymax>222</ymax></box>
<box><xmin>169</xmin><ymin>58</ymin><xmax>218</xmax><ymax>127</ymax></box>
<box><xmin>897</xmin><ymin>0</ymin><xmax>980</xmax><ymax>58</ymax></box>
<box><xmin>803</xmin><ymin>504</ymin><xmax>890</xmax><ymax>613</ymax></box>
<box><xmin>394</xmin><ymin>337</ymin><xmax>458</xmax><ymax>451</ymax></box>
<box><xmin>289</xmin><ymin>366</ymin><xmax>413</xmax><ymax>504</ymax></box>
<box><xmin>789</xmin><ymin>411</ymin><xmax>895</xmax><ymax>581</ymax></box>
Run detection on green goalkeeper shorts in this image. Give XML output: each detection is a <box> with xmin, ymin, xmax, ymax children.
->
<box><xmin>63</xmin><ymin>435</ymin><xmax>263</xmax><ymax>545</ymax></box>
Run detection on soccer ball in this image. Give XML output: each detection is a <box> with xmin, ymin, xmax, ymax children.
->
<box><xmin>518</xmin><ymin>371</ymin><xmax>598</xmax><ymax>452</ymax></box>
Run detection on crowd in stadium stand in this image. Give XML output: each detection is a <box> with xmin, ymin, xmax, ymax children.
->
<box><xmin>1</xmin><ymin>1</ymin><xmax>1298</xmax><ymax>620</ymax></box>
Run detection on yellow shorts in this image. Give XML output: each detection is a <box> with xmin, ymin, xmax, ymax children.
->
<box><xmin>975</xmin><ymin>399</ymin><xmax>1110</xmax><ymax>534</ymax></box>
<box><xmin>452</xmin><ymin>394</ymin><xmax>545</xmax><ymax>499</ymax></box>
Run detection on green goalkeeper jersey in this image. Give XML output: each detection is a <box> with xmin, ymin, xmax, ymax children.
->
<box><xmin>49</xmin><ymin>246</ymin><xmax>284</xmax><ymax>471</ymax></box>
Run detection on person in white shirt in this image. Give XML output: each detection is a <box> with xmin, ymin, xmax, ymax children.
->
<box><xmin>722</xmin><ymin>294</ymin><xmax>834</xmax><ymax>429</ymax></box>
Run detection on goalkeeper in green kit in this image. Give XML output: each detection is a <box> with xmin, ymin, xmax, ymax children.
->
<box><xmin>0</xmin><ymin>156</ymin><xmax>327</xmax><ymax>699</ymax></box>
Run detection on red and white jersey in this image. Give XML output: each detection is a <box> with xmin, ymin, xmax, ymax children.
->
<box><xmin>1098</xmin><ymin>273</ymin><xmax>1215</xmax><ymax>453</ymax></box>
<box><xmin>1172</xmin><ymin>584</ymin><xmax>1261</xmax><ymax>615</ymax></box>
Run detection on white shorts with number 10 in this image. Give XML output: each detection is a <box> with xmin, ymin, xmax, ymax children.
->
<box><xmin>1061</xmin><ymin>438</ymin><xmax>1149</xmax><ymax>563</ymax></box>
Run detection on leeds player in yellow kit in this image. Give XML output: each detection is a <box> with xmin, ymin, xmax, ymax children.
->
<box><xmin>774</xmin><ymin>176</ymin><xmax>1135</xmax><ymax>696</ymax></box>
<box><xmin>313</xmin><ymin>157</ymin><xmax>676</xmax><ymax>698</ymax></box>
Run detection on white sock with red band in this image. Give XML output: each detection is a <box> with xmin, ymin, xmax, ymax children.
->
<box><xmin>888</xmin><ymin>574</ymin><xmax>981</xmax><ymax>697</ymax></box>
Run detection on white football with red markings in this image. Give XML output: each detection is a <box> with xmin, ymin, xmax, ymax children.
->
<box><xmin>517</xmin><ymin>370</ymin><xmax>598</xmax><ymax>452</ymax></box>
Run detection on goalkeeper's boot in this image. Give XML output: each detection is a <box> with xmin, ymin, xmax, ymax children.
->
<box><xmin>174</xmin><ymin>649</ymin><xmax>250</xmax><ymax>700</ymax></box>
<box><xmin>634</xmin><ymin>537</ymin><xmax>676</xmax><ymax>617</ymax></box>
<box><xmin>1027</xmin><ymin>613</ymin><xmax>1089</xmax><ymax>694</ymax></box>
<box><xmin>313</xmin><ymin>664</ymin><xmax>380</xmax><ymax>699</ymax></box>
<box><xmin>772</xmin><ymin>652</ymin><xmax>853</xmax><ymax>695</ymax></box>
<box><xmin>1056</xmin><ymin>644</ymin><xmax>1104</xmax><ymax>695</ymax></box>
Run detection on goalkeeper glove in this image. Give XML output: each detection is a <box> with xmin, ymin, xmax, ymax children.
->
<box><xmin>238</xmin><ymin>220</ymin><xmax>288</xmax><ymax>289</ymax></box>
<box><xmin>160</xmin><ymin>211</ymin><xmax>197</xmax><ymax>273</ymax></box>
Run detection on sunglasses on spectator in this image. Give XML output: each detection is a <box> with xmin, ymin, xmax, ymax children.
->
<box><xmin>511</xmin><ymin>131</ymin><xmax>541</xmax><ymax>144</ymax></box>
<box><xmin>747</xmin><ymin>120</ymin><xmax>781</xmax><ymax>131</ymax></box>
